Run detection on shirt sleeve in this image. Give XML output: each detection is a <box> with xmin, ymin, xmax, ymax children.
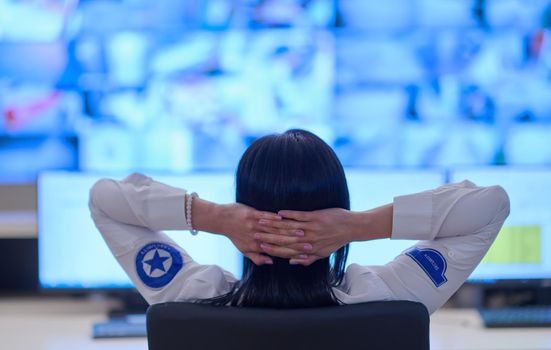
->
<box><xmin>88</xmin><ymin>173</ymin><xmax>237</xmax><ymax>305</ymax></box>
<box><xmin>348</xmin><ymin>180</ymin><xmax>510</xmax><ymax>314</ymax></box>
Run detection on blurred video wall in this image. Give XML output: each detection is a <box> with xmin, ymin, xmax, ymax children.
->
<box><xmin>2</xmin><ymin>0</ymin><xmax>551</xmax><ymax>182</ymax></box>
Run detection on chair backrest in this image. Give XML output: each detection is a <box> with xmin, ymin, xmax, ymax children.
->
<box><xmin>147</xmin><ymin>301</ymin><xmax>430</xmax><ymax>350</ymax></box>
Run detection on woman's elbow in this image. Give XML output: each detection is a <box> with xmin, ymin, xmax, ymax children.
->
<box><xmin>489</xmin><ymin>185</ymin><xmax>511</xmax><ymax>222</ymax></box>
<box><xmin>88</xmin><ymin>178</ymin><xmax>116</xmax><ymax>215</ymax></box>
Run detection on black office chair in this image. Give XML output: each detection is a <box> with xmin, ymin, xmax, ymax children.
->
<box><xmin>147</xmin><ymin>301</ymin><xmax>430</xmax><ymax>350</ymax></box>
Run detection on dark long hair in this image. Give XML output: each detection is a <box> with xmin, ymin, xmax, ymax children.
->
<box><xmin>203</xmin><ymin>129</ymin><xmax>350</xmax><ymax>308</ymax></box>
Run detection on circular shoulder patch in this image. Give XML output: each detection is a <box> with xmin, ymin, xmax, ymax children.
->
<box><xmin>135</xmin><ymin>242</ymin><xmax>183</xmax><ymax>289</ymax></box>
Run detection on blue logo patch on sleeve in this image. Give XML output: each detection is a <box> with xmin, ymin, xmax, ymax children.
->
<box><xmin>135</xmin><ymin>242</ymin><xmax>183</xmax><ymax>289</ymax></box>
<box><xmin>406</xmin><ymin>248</ymin><xmax>448</xmax><ymax>287</ymax></box>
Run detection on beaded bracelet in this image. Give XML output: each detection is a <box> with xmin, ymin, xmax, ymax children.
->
<box><xmin>186</xmin><ymin>192</ymin><xmax>199</xmax><ymax>235</ymax></box>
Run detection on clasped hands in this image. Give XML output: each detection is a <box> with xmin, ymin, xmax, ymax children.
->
<box><xmin>220</xmin><ymin>203</ymin><xmax>363</xmax><ymax>266</ymax></box>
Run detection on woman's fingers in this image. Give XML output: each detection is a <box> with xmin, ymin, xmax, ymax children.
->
<box><xmin>254</xmin><ymin>232</ymin><xmax>303</xmax><ymax>246</ymax></box>
<box><xmin>258</xmin><ymin>218</ymin><xmax>307</xmax><ymax>231</ymax></box>
<box><xmin>246</xmin><ymin>252</ymin><xmax>274</xmax><ymax>266</ymax></box>
<box><xmin>259</xmin><ymin>243</ymin><xmax>303</xmax><ymax>258</ymax></box>
<box><xmin>255</xmin><ymin>224</ymin><xmax>305</xmax><ymax>237</ymax></box>
<box><xmin>277</xmin><ymin>210</ymin><xmax>314</xmax><ymax>222</ymax></box>
<box><xmin>254</xmin><ymin>233</ymin><xmax>317</xmax><ymax>254</ymax></box>
<box><xmin>286</xmin><ymin>242</ymin><xmax>315</xmax><ymax>253</ymax></box>
<box><xmin>254</xmin><ymin>211</ymin><xmax>282</xmax><ymax>221</ymax></box>
<box><xmin>289</xmin><ymin>255</ymin><xmax>319</xmax><ymax>266</ymax></box>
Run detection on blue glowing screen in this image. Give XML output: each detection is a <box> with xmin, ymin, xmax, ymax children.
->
<box><xmin>3</xmin><ymin>1</ymin><xmax>551</xmax><ymax>182</ymax></box>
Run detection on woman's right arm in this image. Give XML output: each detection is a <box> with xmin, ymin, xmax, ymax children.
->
<box><xmin>256</xmin><ymin>181</ymin><xmax>510</xmax><ymax>263</ymax></box>
<box><xmin>256</xmin><ymin>204</ymin><xmax>393</xmax><ymax>264</ymax></box>
<box><xmin>368</xmin><ymin>181</ymin><xmax>510</xmax><ymax>312</ymax></box>
<box><xmin>257</xmin><ymin>181</ymin><xmax>510</xmax><ymax>313</ymax></box>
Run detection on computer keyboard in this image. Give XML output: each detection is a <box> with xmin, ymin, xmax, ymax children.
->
<box><xmin>92</xmin><ymin>314</ymin><xmax>147</xmax><ymax>338</ymax></box>
<box><xmin>479</xmin><ymin>307</ymin><xmax>551</xmax><ymax>328</ymax></box>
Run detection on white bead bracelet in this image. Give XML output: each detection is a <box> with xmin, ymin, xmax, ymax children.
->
<box><xmin>186</xmin><ymin>192</ymin><xmax>199</xmax><ymax>235</ymax></box>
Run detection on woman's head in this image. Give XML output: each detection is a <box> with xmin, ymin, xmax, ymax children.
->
<box><xmin>207</xmin><ymin>129</ymin><xmax>349</xmax><ymax>308</ymax></box>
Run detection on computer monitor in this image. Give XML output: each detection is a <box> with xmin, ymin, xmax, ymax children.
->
<box><xmin>38</xmin><ymin>171</ymin><xmax>239</xmax><ymax>289</ymax></box>
<box><xmin>38</xmin><ymin>169</ymin><xmax>445</xmax><ymax>290</ymax></box>
<box><xmin>450</xmin><ymin>167</ymin><xmax>551</xmax><ymax>282</ymax></box>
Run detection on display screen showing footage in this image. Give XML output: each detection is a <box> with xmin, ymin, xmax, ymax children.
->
<box><xmin>451</xmin><ymin>168</ymin><xmax>551</xmax><ymax>281</ymax></box>
<box><xmin>2</xmin><ymin>0</ymin><xmax>551</xmax><ymax>181</ymax></box>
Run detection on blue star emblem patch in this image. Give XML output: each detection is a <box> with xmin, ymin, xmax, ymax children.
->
<box><xmin>135</xmin><ymin>242</ymin><xmax>183</xmax><ymax>288</ymax></box>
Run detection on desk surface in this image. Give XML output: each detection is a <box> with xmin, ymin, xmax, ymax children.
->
<box><xmin>0</xmin><ymin>296</ymin><xmax>550</xmax><ymax>350</ymax></box>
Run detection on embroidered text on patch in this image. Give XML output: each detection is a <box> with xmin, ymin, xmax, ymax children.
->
<box><xmin>406</xmin><ymin>248</ymin><xmax>448</xmax><ymax>287</ymax></box>
<box><xmin>135</xmin><ymin>242</ymin><xmax>183</xmax><ymax>288</ymax></box>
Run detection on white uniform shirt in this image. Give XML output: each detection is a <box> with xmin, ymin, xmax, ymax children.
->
<box><xmin>89</xmin><ymin>173</ymin><xmax>510</xmax><ymax>314</ymax></box>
